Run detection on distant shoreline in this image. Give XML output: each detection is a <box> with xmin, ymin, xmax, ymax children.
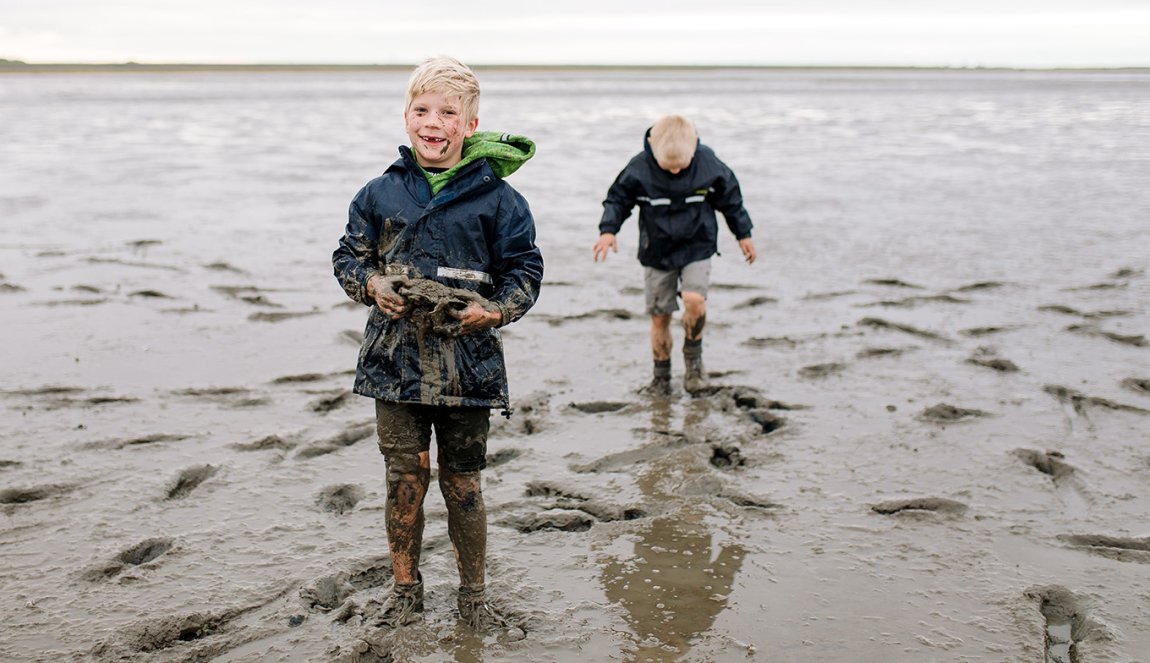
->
<box><xmin>1</xmin><ymin>61</ymin><xmax>1148</xmax><ymax>75</ymax></box>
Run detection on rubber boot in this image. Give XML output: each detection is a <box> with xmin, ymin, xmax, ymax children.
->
<box><xmin>683</xmin><ymin>339</ymin><xmax>708</xmax><ymax>395</ymax></box>
<box><xmin>458</xmin><ymin>584</ymin><xmax>508</xmax><ymax>632</ymax></box>
<box><xmin>645</xmin><ymin>359</ymin><xmax>672</xmax><ymax>396</ymax></box>
<box><xmin>374</xmin><ymin>575</ymin><xmax>424</xmax><ymax>627</ymax></box>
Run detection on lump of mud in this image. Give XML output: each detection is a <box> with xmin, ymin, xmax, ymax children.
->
<box><xmin>1013</xmin><ymin>449</ymin><xmax>1074</xmax><ymax>480</ymax></box>
<box><xmin>166</xmin><ymin>465</ymin><xmax>219</xmax><ymax>500</ymax></box>
<box><xmin>919</xmin><ymin>403</ymin><xmax>989</xmax><ymax>422</ymax></box>
<box><xmin>731</xmin><ymin>295</ymin><xmax>778</xmax><ymax>309</ymax></box>
<box><xmin>316</xmin><ymin>484</ymin><xmax>365</xmax><ymax>515</ymax></box>
<box><xmin>568</xmin><ymin>401</ymin><xmax>630</xmax><ymax>414</ymax></box>
<box><xmin>0</xmin><ymin>483</ymin><xmax>76</xmax><ymax>505</ymax></box>
<box><xmin>798</xmin><ymin>362</ymin><xmax>846</xmax><ymax>378</ymax></box>
<box><xmin>1121</xmin><ymin>377</ymin><xmax>1150</xmax><ymax>396</ymax></box>
<box><xmin>300</xmin><ymin>572</ymin><xmax>357</xmax><ymax>612</ymax></box>
<box><xmin>747</xmin><ymin>408</ymin><xmax>786</xmax><ymax>434</ymax></box>
<box><xmin>486</xmin><ymin>447</ymin><xmax>523</xmax><ymax>468</ymax></box>
<box><xmin>394</xmin><ymin>278</ymin><xmax>488</xmax><ymax>337</ymax></box>
<box><xmin>967</xmin><ymin>355</ymin><xmax>1020</xmax><ymax>373</ymax></box>
<box><xmin>231</xmin><ymin>434</ymin><xmax>296</xmax><ymax>452</ymax></box>
<box><xmin>310</xmin><ymin>390</ymin><xmax>353</xmax><ymax>414</ymax></box>
<box><xmin>710</xmin><ymin>444</ymin><xmax>746</xmax><ymax>469</ymax></box>
<box><xmin>871</xmin><ymin>497</ymin><xmax>968</xmax><ymax>516</ymax></box>
<box><xmin>512</xmin><ymin>509</ymin><xmax>595</xmax><ymax>533</ymax></box>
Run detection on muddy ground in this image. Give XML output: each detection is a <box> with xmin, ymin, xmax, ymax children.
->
<box><xmin>2</xmin><ymin>68</ymin><xmax>1149</xmax><ymax>662</ymax></box>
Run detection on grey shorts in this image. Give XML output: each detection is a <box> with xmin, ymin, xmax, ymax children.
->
<box><xmin>644</xmin><ymin>259</ymin><xmax>712</xmax><ymax>315</ymax></box>
<box><xmin>375</xmin><ymin>401</ymin><xmax>489</xmax><ymax>473</ymax></box>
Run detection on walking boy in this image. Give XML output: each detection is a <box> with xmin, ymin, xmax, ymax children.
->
<box><xmin>593</xmin><ymin>115</ymin><xmax>756</xmax><ymax>395</ymax></box>
<box><xmin>332</xmin><ymin>57</ymin><xmax>543</xmax><ymax>629</ymax></box>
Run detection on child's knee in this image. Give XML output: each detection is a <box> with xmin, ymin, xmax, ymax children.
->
<box><xmin>386</xmin><ymin>451</ymin><xmax>430</xmax><ymax>485</ymax></box>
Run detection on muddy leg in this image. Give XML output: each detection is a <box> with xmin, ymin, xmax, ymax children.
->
<box><xmin>386</xmin><ymin>451</ymin><xmax>431</xmax><ymax>585</ymax></box>
<box><xmin>681</xmin><ymin>291</ymin><xmax>708</xmax><ymax>394</ymax></box>
<box><xmin>439</xmin><ymin>467</ymin><xmax>486</xmax><ymax>588</ymax></box>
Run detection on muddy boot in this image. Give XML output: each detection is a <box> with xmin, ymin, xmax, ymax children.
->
<box><xmin>457</xmin><ymin>584</ymin><xmax>507</xmax><ymax>633</ymax></box>
<box><xmin>643</xmin><ymin>359</ymin><xmax>672</xmax><ymax>396</ymax></box>
<box><xmin>683</xmin><ymin>339</ymin><xmax>708</xmax><ymax>395</ymax></box>
<box><xmin>373</xmin><ymin>577</ymin><xmax>424</xmax><ymax>628</ymax></box>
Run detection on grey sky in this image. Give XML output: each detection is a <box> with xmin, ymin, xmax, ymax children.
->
<box><xmin>2</xmin><ymin>0</ymin><xmax>1148</xmax><ymax>67</ymax></box>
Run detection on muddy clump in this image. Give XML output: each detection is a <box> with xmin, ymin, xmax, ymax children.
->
<box><xmin>83</xmin><ymin>537</ymin><xmax>176</xmax><ymax>581</ymax></box>
<box><xmin>871</xmin><ymin>497</ymin><xmax>968</xmax><ymax>516</ymax></box>
<box><xmin>394</xmin><ymin>278</ymin><xmax>491</xmax><ymax>336</ymax></box>
<box><xmin>1013</xmin><ymin>449</ymin><xmax>1075</xmax><ymax>481</ymax></box>
<box><xmin>0</xmin><ymin>483</ymin><xmax>77</xmax><ymax>505</ymax></box>
<box><xmin>798</xmin><ymin>362</ymin><xmax>846</xmax><ymax>378</ymax></box>
<box><xmin>919</xmin><ymin>403</ymin><xmax>989</xmax><ymax>423</ymax></box>
<box><xmin>316</xmin><ymin>484</ymin><xmax>365</xmax><ymax>515</ymax></box>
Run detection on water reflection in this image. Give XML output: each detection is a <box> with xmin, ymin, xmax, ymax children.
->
<box><xmin>600</xmin><ymin>398</ymin><xmax>746</xmax><ymax>662</ymax></box>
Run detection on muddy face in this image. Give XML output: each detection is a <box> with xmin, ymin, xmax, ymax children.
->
<box><xmin>404</xmin><ymin>91</ymin><xmax>477</xmax><ymax>169</ymax></box>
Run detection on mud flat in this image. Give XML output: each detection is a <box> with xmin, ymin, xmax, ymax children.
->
<box><xmin>2</xmin><ymin>68</ymin><xmax>1150</xmax><ymax>661</ymax></box>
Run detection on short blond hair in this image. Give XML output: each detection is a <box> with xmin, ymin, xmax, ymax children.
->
<box><xmin>649</xmin><ymin>115</ymin><xmax>698</xmax><ymax>169</ymax></box>
<box><xmin>405</xmin><ymin>56</ymin><xmax>481</xmax><ymax>123</ymax></box>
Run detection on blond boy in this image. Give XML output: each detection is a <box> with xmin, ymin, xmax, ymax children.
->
<box><xmin>333</xmin><ymin>56</ymin><xmax>543</xmax><ymax>629</ymax></box>
<box><xmin>594</xmin><ymin>115</ymin><xmax>756</xmax><ymax>394</ymax></box>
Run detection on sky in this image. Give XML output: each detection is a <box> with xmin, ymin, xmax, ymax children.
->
<box><xmin>2</xmin><ymin>0</ymin><xmax>1149</xmax><ymax>68</ymax></box>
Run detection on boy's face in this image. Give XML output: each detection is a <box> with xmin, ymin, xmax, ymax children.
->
<box><xmin>404</xmin><ymin>91</ymin><xmax>478</xmax><ymax>169</ymax></box>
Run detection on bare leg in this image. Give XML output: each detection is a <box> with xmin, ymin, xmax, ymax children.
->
<box><xmin>651</xmin><ymin>313</ymin><xmax>673</xmax><ymax>360</ymax></box>
<box><xmin>681</xmin><ymin>291</ymin><xmax>706</xmax><ymax>341</ymax></box>
<box><xmin>385</xmin><ymin>450</ymin><xmax>431</xmax><ymax>585</ymax></box>
<box><xmin>439</xmin><ymin>467</ymin><xmax>486</xmax><ymax>588</ymax></box>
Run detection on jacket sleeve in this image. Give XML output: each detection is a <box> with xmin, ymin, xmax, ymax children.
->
<box><xmin>598</xmin><ymin>164</ymin><xmax>639</xmax><ymax>235</ymax></box>
<box><xmin>332</xmin><ymin>185</ymin><xmax>381</xmax><ymax>306</ymax></box>
<box><xmin>710</xmin><ymin>161</ymin><xmax>754</xmax><ymax>240</ymax></box>
<box><xmin>488</xmin><ymin>188</ymin><xmax>544</xmax><ymax>326</ymax></box>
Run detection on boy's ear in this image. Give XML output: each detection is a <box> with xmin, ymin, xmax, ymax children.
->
<box><xmin>464</xmin><ymin>116</ymin><xmax>479</xmax><ymax>137</ymax></box>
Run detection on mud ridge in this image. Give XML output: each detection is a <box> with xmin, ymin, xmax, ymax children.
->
<box><xmin>966</xmin><ymin>348</ymin><xmax>1020</xmax><ymax>373</ymax></box>
<box><xmin>542</xmin><ymin>308</ymin><xmax>636</xmax><ymax>325</ymax></box>
<box><xmin>798</xmin><ymin>362</ymin><xmax>846</xmax><ymax>378</ymax></box>
<box><xmin>1043</xmin><ymin>384</ymin><xmax>1150</xmax><ymax>416</ymax></box>
<box><xmin>310</xmin><ymin>389</ymin><xmax>354</xmax><ymax>414</ymax></box>
<box><xmin>960</xmin><ymin>325</ymin><xmax>1015</xmax><ymax>337</ymax></box>
<box><xmin>860</xmin><ymin>294</ymin><xmax>970</xmax><ymax>308</ymax></box>
<box><xmin>856</xmin><ymin>346</ymin><xmax>913</xmax><ymax>359</ymax></box>
<box><xmin>871</xmin><ymin>497</ymin><xmax>968</xmax><ymax>516</ymax></box>
<box><xmin>0</xmin><ymin>483</ymin><xmax>77</xmax><ymax>505</ymax></box>
<box><xmin>295</xmin><ymin>422</ymin><xmax>375</xmax><ymax>459</ymax></box>
<box><xmin>166</xmin><ymin>464</ymin><xmax>219</xmax><ymax>500</ymax></box>
<box><xmin>858</xmin><ymin>317</ymin><xmax>950</xmax><ymax>342</ymax></box>
<box><xmin>1065</xmin><ymin>324</ymin><xmax>1147</xmax><ymax>347</ymax></box>
<box><xmin>567</xmin><ymin>401</ymin><xmax>631</xmax><ymax>414</ymax></box>
<box><xmin>85</xmin><ymin>433</ymin><xmax>190</xmax><ymax>450</ymax></box>
<box><xmin>1120</xmin><ymin>377</ymin><xmax>1150</xmax><ymax>396</ymax></box>
<box><xmin>1013</xmin><ymin>449</ymin><xmax>1075</xmax><ymax>481</ymax></box>
<box><xmin>731</xmin><ymin>295</ymin><xmax>778</xmax><ymax>309</ymax></box>
<box><xmin>864</xmin><ymin>278</ymin><xmax>923</xmax><ymax>289</ymax></box>
<box><xmin>83</xmin><ymin>537</ymin><xmax>176</xmax><ymax>581</ymax></box>
<box><xmin>249</xmin><ymin>310</ymin><xmax>322</xmax><ymax>323</ymax></box>
<box><xmin>1059</xmin><ymin>534</ymin><xmax>1150</xmax><ymax>563</ymax></box>
<box><xmin>316</xmin><ymin>484</ymin><xmax>365</xmax><ymax>515</ymax></box>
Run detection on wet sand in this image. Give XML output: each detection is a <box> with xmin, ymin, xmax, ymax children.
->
<box><xmin>2</xmin><ymin>69</ymin><xmax>1150</xmax><ymax>662</ymax></box>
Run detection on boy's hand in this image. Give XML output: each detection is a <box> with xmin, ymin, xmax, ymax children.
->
<box><xmin>738</xmin><ymin>238</ymin><xmax>757</xmax><ymax>264</ymax></box>
<box><xmin>593</xmin><ymin>233</ymin><xmax>618</xmax><ymax>262</ymax></box>
<box><xmin>367</xmin><ymin>274</ymin><xmax>410</xmax><ymax>319</ymax></box>
<box><xmin>453</xmin><ymin>301</ymin><xmax>502</xmax><ymax>335</ymax></box>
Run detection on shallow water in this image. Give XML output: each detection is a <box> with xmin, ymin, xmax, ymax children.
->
<box><xmin>1</xmin><ymin>68</ymin><xmax>1149</xmax><ymax>661</ymax></box>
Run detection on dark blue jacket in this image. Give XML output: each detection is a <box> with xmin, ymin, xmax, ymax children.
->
<box><xmin>599</xmin><ymin>129</ymin><xmax>753</xmax><ymax>270</ymax></box>
<box><xmin>332</xmin><ymin>145</ymin><xmax>543</xmax><ymax>409</ymax></box>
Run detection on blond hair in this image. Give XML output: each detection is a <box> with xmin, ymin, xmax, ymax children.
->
<box><xmin>649</xmin><ymin>115</ymin><xmax>698</xmax><ymax>170</ymax></box>
<box><xmin>405</xmin><ymin>56</ymin><xmax>481</xmax><ymax>123</ymax></box>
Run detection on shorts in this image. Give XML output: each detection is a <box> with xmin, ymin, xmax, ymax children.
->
<box><xmin>643</xmin><ymin>259</ymin><xmax>712</xmax><ymax>315</ymax></box>
<box><xmin>375</xmin><ymin>401</ymin><xmax>489</xmax><ymax>473</ymax></box>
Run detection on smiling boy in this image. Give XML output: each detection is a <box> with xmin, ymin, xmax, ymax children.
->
<box><xmin>333</xmin><ymin>56</ymin><xmax>543</xmax><ymax>630</ymax></box>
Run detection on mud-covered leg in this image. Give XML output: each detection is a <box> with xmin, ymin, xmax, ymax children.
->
<box><xmin>386</xmin><ymin>451</ymin><xmax>431</xmax><ymax>584</ymax></box>
<box><xmin>681</xmin><ymin>291</ymin><xmax>708</xmax><ymax>394</ymax></box>
<box><xmin>647</xmin><ymin>314</ymin><xmax>673</xmax><ymax>395</ymax></box>
<box><xmin>439</xmin><ymin>467</ymin><xmax>486</xmax><ymax>587</ymax></box>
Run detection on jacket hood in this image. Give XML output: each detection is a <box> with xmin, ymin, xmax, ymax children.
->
<box><xmin>421</xmin><ymin>131</ymin><xmax>535</xmax><ymax>194</ymax></box>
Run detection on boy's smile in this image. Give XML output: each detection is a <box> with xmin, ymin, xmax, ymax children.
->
<box><xmin>405</xmin><ymin>91</ymin><xmax>478</xmax><ymax>169</ymax></box>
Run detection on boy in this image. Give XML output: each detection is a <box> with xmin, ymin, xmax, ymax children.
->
<box><xmin>332</xmin><ymin>56</ymin><xmax>543</xmax><ymax>629</ymax></box>
<box><xmin>593</xmin><ymin>115</ymin><xmax>756</xmax><ymax>395</ymax></box>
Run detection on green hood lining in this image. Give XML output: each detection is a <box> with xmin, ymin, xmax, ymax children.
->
<box><xmin>423</xmin><ymin>131</ymin><xmax>535</xmax><ymax>195</ymax></box>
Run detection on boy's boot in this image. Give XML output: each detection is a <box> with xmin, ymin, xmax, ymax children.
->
<box><xmin>458</xmin><ymin>584</ymin><xmax>508</xmax><ymax>632</ymax></box>
<box><xmin>646</xmin><ymin>359</ymin><xmax>672</xmax><ymax>396</ymax></box>
<box><xmin>375</xmin><ymin>575</ymin><xmax>424</xmax><ymax>627</ymax></box>
<box><xmin>683</xmin><ymin>339</ymin><xmax>708</xmax><ymax>394</ymax></box>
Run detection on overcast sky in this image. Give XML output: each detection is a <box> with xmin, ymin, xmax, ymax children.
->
<box><xmin>2</xmin><ymin>0</ymin><xmax>1148</xmax><ymax>68</ymax></box>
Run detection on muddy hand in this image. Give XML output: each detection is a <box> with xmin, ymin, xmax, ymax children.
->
<box><xmin>453</xmin><ymin>300</ymin><xmax>503</xmax><ymax>335</ymax></box>
<box><xmin>367</xmin><ymin>274</ymin><xmax>411</xmax><ymax>319</ymax></box>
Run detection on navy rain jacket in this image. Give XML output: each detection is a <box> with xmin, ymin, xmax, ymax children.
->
<box><xmin>599</xmin><ymin>129</ymin><xmax>754</xmax><ymax>270</ymax></box>
<box><xmin>333</xmin><ymin>144</ymin><xmax>543</xmax><ymax>409</ymax></box>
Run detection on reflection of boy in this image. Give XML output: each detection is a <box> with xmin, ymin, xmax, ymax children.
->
<box><xmin>332</xmin><ymin>56</ymin><xmax>543</xmax><ymax>629</ymax></box>
<box><xmin>594</xmin><ymin>115</ymin><xmax>756</xmax><ymax>395</ymax></box>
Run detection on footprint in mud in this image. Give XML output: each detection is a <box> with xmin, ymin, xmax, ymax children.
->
<box><xmin>1121</xmin><ymin>377</ymin><xmax>1150</xmax><ymax>396</ymax></box>
<box><xmin>871</xmin><ymin>497</ymin><xmax>968</xmax><ymax>516</ymax></box>
<box><xmin>82</xmin><ymin>537</ymin><xmax>175</xmax><ymax>582</ymax></box>
<box><xmin>310</xmin><ymin>389</ymin><xmax>354</xmax><ymax>414</ymax></box>
<box><xmin>919</xmin><ymin>403</ymin><xmax>990</xmax><ymax>423</ymax></box>
<box><xmin>316</xmin><ymin>484</ymin><xmax>365</xmax><ymax>515</ymax></box>
<box><xmin>1023</xmin><ymin>585</ymin><xmax>1105</xmax><ymax>663</ymax></box>
<box><xmin>295</xmin><ymin>422</ymin><xmax>376</xmax><ymax>459</ymax></box>
<box><xmin>0</xmin><ymin>483</ymin><xmax>77</xmax><ymax>505</ymax></box>
<box><xmin>303</xmin><ymin>549</ymin><xmax>444</xmax><ymax>620</ymax></box>
<box><xmin>797</xmin><ymin>362</ymin><xmax>846</xmax><ymax>378</ymax></box>
<box><xmin>1065</xmin><ymin>323</ymin><xmax>1147</xmax><ymax>347</ymax></box>
<box><xmin>230</xmin><ymin>434</ymin><xmax>297</xmax><ymax>452</ymax></box>
<box><xmin>1058</xmin><ymin>534</ymin><xmax>1150</xmax><ymax>564</ymax></box>
<box><xmin>858</xmin><ymin>317</ymin><xmax>950</xmax><ymax>343</ymax></box>
<box><xmin>1044</xmin><ymin>384</ymin><xmax>1150</xmax><ymax>416</ymax></box>
<box><xmin>966</xmin><ymin>347</ymin><xmax>1020</xmax><ymax>373</ymax></box>
<box><xmin>713</xmin><ymin>385</ymin><xmax>794</xmax><ymax>434</ymax></box>
<box><xmin>91</xmin><ymin>608</ymin><xmax>248</xmax><ymax>659</ymax></box>
<box><xmin>731</xmin><ymin>295</ymin><xmax>778</xmax><ymax>309</ymax></box>
<box><xmin>165</xmin><ymin>465</ymin><xmax>219</xmax><ymax>500</ymax></box>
